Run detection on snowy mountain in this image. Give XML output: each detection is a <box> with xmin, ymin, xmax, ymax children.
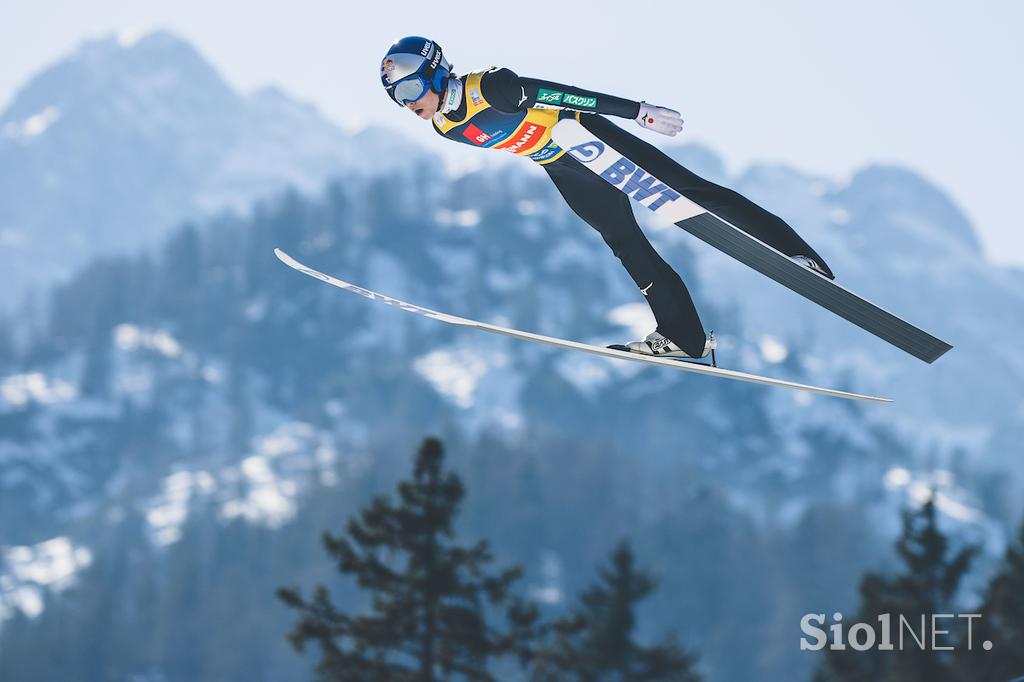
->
<box><xmin>1</xmin><ymin>158</ymin><xmax>1018</xmax><ymax>681</ymax></box>
<box><xmin>1</xmin><ymin>33</ymin><xmax>1022</xmax><ymax>682</ymax></box>
<box><xmin>0</xmin><ymin>30</ymin><xmax>425</xmax><ymax>307</ymax></box>
<box><xmin>711</xmin><ymin>159</ymin><xmax>1024</xmax><ymax>472</ymax></box>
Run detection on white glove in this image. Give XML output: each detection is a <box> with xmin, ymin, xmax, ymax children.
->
<box><xmin>636</xmin><ymin>102</ymin><xmax>683</xmax><ymax>136</ymax></box>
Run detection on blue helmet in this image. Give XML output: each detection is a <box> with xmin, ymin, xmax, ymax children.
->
<box><xmin>380</xmin><ymin>36</ymin><xmax>452</xmax><ymax>107</ymax></box>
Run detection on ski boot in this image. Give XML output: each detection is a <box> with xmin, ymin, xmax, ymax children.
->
<box><xmin>610</xmin><ymin>330</ymin><xmax>717</xmax><ymax>367</ymax></box>
<box><xmin>790</xmin><ymin>255</ymin><xmax>834</xmax><ymax>280</ymax></box>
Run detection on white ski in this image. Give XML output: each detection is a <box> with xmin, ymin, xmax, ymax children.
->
<box><xmin>275</xmin><ymin>249</ymin><xmax>891</xmax><ymax>403</ymax></box>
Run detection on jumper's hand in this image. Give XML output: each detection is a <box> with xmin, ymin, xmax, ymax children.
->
<box><xmin>636</xmin><ymin>102</ymin><xmax>683</xmax><ymax>136</ymax></box>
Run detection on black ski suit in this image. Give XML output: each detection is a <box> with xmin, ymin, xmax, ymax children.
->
<box><xmin>432</xmin><ymin>67</ymin><xmax>832</xmax><ymax>357</ymax></box>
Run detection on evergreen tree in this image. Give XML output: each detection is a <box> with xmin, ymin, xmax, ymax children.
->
<box><xmin>277</xmin><ymin>437</ymin><xmax>538</xmax><ymax>681</ymax></box>
<box><xmin>815</xmin><ymin>496</ymin><xmax>978</xmax><ymax>682</ymax></box>
<box><xmin>81</xmin><ymin>325</ymin><xmax>113</xmax><ymax>397</ymax></box>
<box><xmin>0</xmin><ymin>320</ymin><xmax>15</xmax><ymax>367</ymax></box>
<box><xmin>531</xmin><ymin>541</ymin><xmax>701</xmax><ymax>682</ymax></box>
<box><xmin>953</xmin><ymin>515</ymin><xmax>1024</xmax><ymax>682</ymax></box>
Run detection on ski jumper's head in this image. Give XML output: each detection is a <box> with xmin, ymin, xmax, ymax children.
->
<box><xmin>380</xmin><ymin>36</ymin><xmax>452</xmax><ymax>120</ymax></box>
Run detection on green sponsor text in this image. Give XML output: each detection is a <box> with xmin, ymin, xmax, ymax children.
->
<box><xmin>563</xmin><ymin>93</ymin><xmax>597</xmax><ymax>108</ymax></box>
<box><xmin>537</xmin><ymin>88</ymin><xmax>564</xmax><ymax>104</ymax></box>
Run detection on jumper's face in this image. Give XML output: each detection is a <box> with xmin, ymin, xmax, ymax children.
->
<box><xmin>405</xmin><ymin>89</ymin><xmax>439</xmax><ymax>120</ymax></box>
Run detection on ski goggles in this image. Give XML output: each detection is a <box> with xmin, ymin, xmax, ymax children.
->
<box><xmin>382</xmin><ymin>53</ymin><xmax>433</xmax><ymax>106</ymax></box>
<box><xmin>390</xmin><ymin>74</ymin><xmax>432</xmax><ymax>105</ymax></box>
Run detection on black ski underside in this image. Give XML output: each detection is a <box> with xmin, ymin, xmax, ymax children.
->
<box><xmin>676</xmin><ymin>213</ymin><xmax>953</xmax><ymax>363</ymax></box>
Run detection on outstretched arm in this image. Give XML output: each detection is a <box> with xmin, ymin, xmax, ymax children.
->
<box><xmin>480</xmin><ymin>67</ymin><xmax>683</xmax><ymax>136</ymax></box>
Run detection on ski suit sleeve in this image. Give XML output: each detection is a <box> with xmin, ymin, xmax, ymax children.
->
<box><xmin>480</xmin><ymin>67</ymin><xmax>641</xmax><ymax>119</ymax></box>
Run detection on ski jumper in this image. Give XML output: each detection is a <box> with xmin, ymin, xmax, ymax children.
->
<box><xmin>433</xmin><ymin>67</ymin><xmax>832</xmax><ymax>357</ymax></box>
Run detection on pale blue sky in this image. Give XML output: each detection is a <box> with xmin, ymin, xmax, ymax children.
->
<box><xmin>4</xmin><ymin>0</ymin><xmax>1023</xmax><ymax>264</ymax></box>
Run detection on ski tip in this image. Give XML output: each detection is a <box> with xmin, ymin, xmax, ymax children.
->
<box><xmin>274</xmin><ymin>247</ymin><xmax>299</xmax><ymax>268</ymax></box>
